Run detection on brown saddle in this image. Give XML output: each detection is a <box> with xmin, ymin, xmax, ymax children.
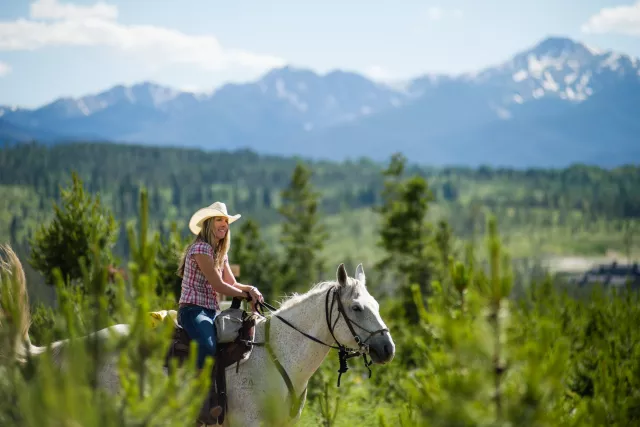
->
<box><xmin>163</xmin><ymin>306</ymin><xmax>258</xmax><ymax>425</ymax></box>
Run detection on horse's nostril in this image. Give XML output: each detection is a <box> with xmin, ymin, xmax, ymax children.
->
<box><xmin>384</xmin><ymin>344</ymin><xmax>391</xmax><ymax>356</ymax></box>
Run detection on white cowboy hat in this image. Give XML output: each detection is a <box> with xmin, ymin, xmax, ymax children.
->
<box><xmin>188</xmin><ymin>201</ymin><xmax>241</xmax><ymax>235</ymax></box>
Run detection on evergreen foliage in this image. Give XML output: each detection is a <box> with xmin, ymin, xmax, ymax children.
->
<box><xmin>374</xmin><ymin>152</ymin><xmax>441</xmax><ymax>321</ymax></box>
<box><xmin>154</xmin><ymin>221</ymin><xmax>189</xmax><ymax>302</ymax></box>
<box><xmin>278</xmin><ymin>162</ymin><xmax>329</xmax><ymax>294</ymax></box>
<box><xmin>2</xmin><ymin>142</ymin><xmax>639</xmax><ymax>293</ymax></box>
<box><xmin>0</xmin><ymin>190</ymin><xmax>209</xmax><ymax>427</ymax></box>
<box><xmin>229</xmin><ymin>218</ymin><xmax>280</xmax><ymax>301</ymax></box>
<box><xmin>28</xmin><ymin>171</ymin><xmax>118</xmax><ymax>287</ymax></box>
<box><xmin>1</xmin><ymin>143</ymin><xmax>639</xmax><ymax>426</ymax></box>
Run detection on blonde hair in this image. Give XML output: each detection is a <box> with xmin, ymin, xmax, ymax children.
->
<box><xmin>177</xmin><ymin>216</ymin><xmax>231</xmax><ymax>277</ymax></box>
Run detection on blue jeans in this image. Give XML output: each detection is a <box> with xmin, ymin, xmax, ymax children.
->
<box><xmin>177</xmin><ymin>305</ymin><xmax>218</xmax><ymax>370</ymax></box>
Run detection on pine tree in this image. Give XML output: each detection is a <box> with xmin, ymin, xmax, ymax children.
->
<box><xmin>435</xmin><ymin>218</ymin><xmax>454</xmax><ymax>285</ymax></box>
<box><xmin>155</xmin><ymin>222</ymin><xmax>191</xmax><ymax>304</ymax></box>
<box><xmin>278</xmin><ymin>162</ymin><xmax>328</xmax><ymax>294</ymax></box>
<box><xmin>9</xmin><ymin>216</ymin><xmax>18</xmax><ymax>244</ymax></box>
<box><xmin>29</xmin><ymin>171</ymin><xmax>118</xmax><ymax>287</ymax></box>
<box><xmin>230</xmin><ymin>219</ymin><xmax>280</xmax><ymax>301</ymax></box>
<box><xmin>374</xmin><ymin>153</ymin><xmax>438</xmax><ymax>320</ymax></box>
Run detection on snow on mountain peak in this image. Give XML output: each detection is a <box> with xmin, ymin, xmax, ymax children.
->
<box><xmin>249</xmin><ymin>65</ymin><xmax>413</xmax><ymax>126</ymax></box>
<box><xmin>26</xmin><ymin>82</ymin><xmax>184</xmax><ymax>120</ymax></box>
<box><xmin>92</xmin><ymin>82</ymin><xmax>181</xmax><ymax>109</ymax></box>
<box><xmin>2</xmin><ymin>35</ymin><xmax>637</xmax><ymax>141</ymax></box>
<box><xmin>469</xmin><ymin>36</ymin><xmax>640</xmax><ymax>110</ymax></box>
<box><xmin>274</xmin><ymin>78</ymin><xmax>308</xmax><ymax>112</ymax></box>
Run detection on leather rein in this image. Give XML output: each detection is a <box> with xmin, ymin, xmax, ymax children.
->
<box><xmin>244</xmin><ymin>285</ymin><xmax>389</xmax><ymax>418</ymax></box>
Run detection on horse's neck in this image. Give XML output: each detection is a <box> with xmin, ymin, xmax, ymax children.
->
<box><xmin>266</xmin><ymin>289</ymin><xmax>334</xmax><ymax>391</ymax></box>
<box><xmin>20</xmin><ymin>323</ymin><xmax>131</xmax><ymax>361</ymax></box>
<box><xmin>5</xmin><ymin>333</ymin><xmax>49</xmax><ymax>362</ymax></box>
<box><xmin>23</xmin><ymin>334</ymin><xmax>61</xmax><ymax>356</ymax></box>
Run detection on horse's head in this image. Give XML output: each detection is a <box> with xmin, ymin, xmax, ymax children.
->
<box><xmin>331</xmin><ymin>263</ymin><xmax>395</xmax><ymax>365</ymax></box>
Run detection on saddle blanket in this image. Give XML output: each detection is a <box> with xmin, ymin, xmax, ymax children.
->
<box><xmin>149</xmin><ymin>309</ymin><xmax>179</xmax><ymax>328</ymax></box>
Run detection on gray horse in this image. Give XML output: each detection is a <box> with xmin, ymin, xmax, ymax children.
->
<box><xmin>1</xmin><ymin>244</ymin><xmax>396</xmax><ymax>426</ymax></box>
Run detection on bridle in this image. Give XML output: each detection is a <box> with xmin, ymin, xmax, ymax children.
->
<box><xmin>259</xmin><ymin>286</ymin><xmax>389</xmax><ymax>380</ymax></box>
<box><xmin>325</xmin><ymin>285</ymin><xmax>390</xmax><ymax>381</ymax></box>
<box><xmin>247</xmin><ymin>285</ymin><xmax>389</xmax><ymax>418</ymax></box>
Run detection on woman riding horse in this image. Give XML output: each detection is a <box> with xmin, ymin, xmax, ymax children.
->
<box><xmin>176</xmin><ymin>201</ymin><xmax>265</xmax><ymax>424</ymax></box>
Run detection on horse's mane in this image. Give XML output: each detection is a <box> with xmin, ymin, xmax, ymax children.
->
<box><xmin>275</xmin><ymin>276</ymin><xmax>365</xmax><ymax>312</ymax></box>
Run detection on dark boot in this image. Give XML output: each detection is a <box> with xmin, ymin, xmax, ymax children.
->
<box><xmin>197</xmin><ymin>385</ymin><xmax>223</xmax><ymax>425</ymax></box>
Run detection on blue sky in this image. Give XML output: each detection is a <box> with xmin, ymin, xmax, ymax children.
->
<box><xmin>1</xmin><ymin>0</ymin><xmax>639</xmax><ymax>108</ymax></box>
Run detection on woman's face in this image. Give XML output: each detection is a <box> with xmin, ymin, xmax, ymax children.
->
<box><xmin>212</xmin><ymin>216</ymin><xmax>229</xmax><ymax>241</ymax></box>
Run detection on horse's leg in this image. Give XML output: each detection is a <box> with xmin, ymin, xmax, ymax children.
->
<box><xmin>222</xmin><ymin>358</ymin><xmax>293</xmax><ymax>427</ymax></box>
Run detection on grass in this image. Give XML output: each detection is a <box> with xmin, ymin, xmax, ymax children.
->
<box><xmin>265</xmin><ymin>205</ymin><xmax>640</xmax><ymax>276</ymax></box>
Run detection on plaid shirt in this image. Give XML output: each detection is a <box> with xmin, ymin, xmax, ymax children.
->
<box><xmin>178</xmin><ymin>241</ymin><xmax>227</xmax><ymax>311</ymax></box>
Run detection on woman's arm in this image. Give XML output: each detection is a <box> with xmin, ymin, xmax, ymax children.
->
<box><xmin>193</xmin><ymin>253</ymin><xmax>247</xmax><ymax>299</ymax></box>
<box><xmin>222</xmin><ymin>261</ymin><xmax>264</xmax><ymax>303</ymax></box>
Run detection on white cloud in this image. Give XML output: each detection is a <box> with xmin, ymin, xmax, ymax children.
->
<box><xmin>364</xmin><ymin>65</ymin><xmax>393</xmax><ymax>81</ymax></box>
<box><xmin>0</xmin><ymin>61</ymin><xmax>11</xmax><ymax>77</ymax></box>
<box><xmin>0</xmin><ymin>0</ymin><xmax>285</xmax><ymax>71</ymax></box>
<box><xmin>426</xmin><ymin>6</ymin><xmax>463</xmax><ymax>21</ymax></box>
<box><xmin>581</xmin><ymin>1</ymin><xmax>640</xmax><ymax>36</ymax></box>
<box><xmin>30</xmin><ymin>0</ymin><xmax>118</xmax><ymax>22</ymax></box>
<box><xmin>427</xmin><ymin>7</ymin><xmax>444</xmax><ymax>21</ymax></box>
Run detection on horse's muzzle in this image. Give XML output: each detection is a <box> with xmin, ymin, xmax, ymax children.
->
<box><xmin>367</xmin><ymin>333</ymin><xmax>395</xmax><ymax>364</ymax></box>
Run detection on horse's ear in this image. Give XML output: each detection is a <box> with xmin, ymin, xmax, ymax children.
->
<box><xmin>355</xmin><ymin>263</ymin><xmax>365</xmax><ymax>284</ymax></box>
<box><xmin>336</xmin><ymin>263</ymin><xmax>348</xmax><ymax>287</ymax></box>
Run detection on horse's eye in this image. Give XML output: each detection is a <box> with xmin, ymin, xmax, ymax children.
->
<box><xmin>352</xmin><ymin>305</ymin><xmax>363</xmax><ymax>312</ymax></box>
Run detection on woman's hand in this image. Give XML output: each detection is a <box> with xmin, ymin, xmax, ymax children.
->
<box><xmin>248</xmin><ymin>286</ymin><xmax>264</xmax><ymax>304</ymax></box>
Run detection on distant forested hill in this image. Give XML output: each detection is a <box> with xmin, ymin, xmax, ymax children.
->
<box><xmin>1</xmin><ymin>141</ymin><xmax>639</xmax><ymax>288</ymax></box>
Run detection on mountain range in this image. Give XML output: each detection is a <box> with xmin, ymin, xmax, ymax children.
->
<box><xmin>1</xmin><ymin>36</ymin><xmax>639</xmax><ymax>168</ymax></box>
